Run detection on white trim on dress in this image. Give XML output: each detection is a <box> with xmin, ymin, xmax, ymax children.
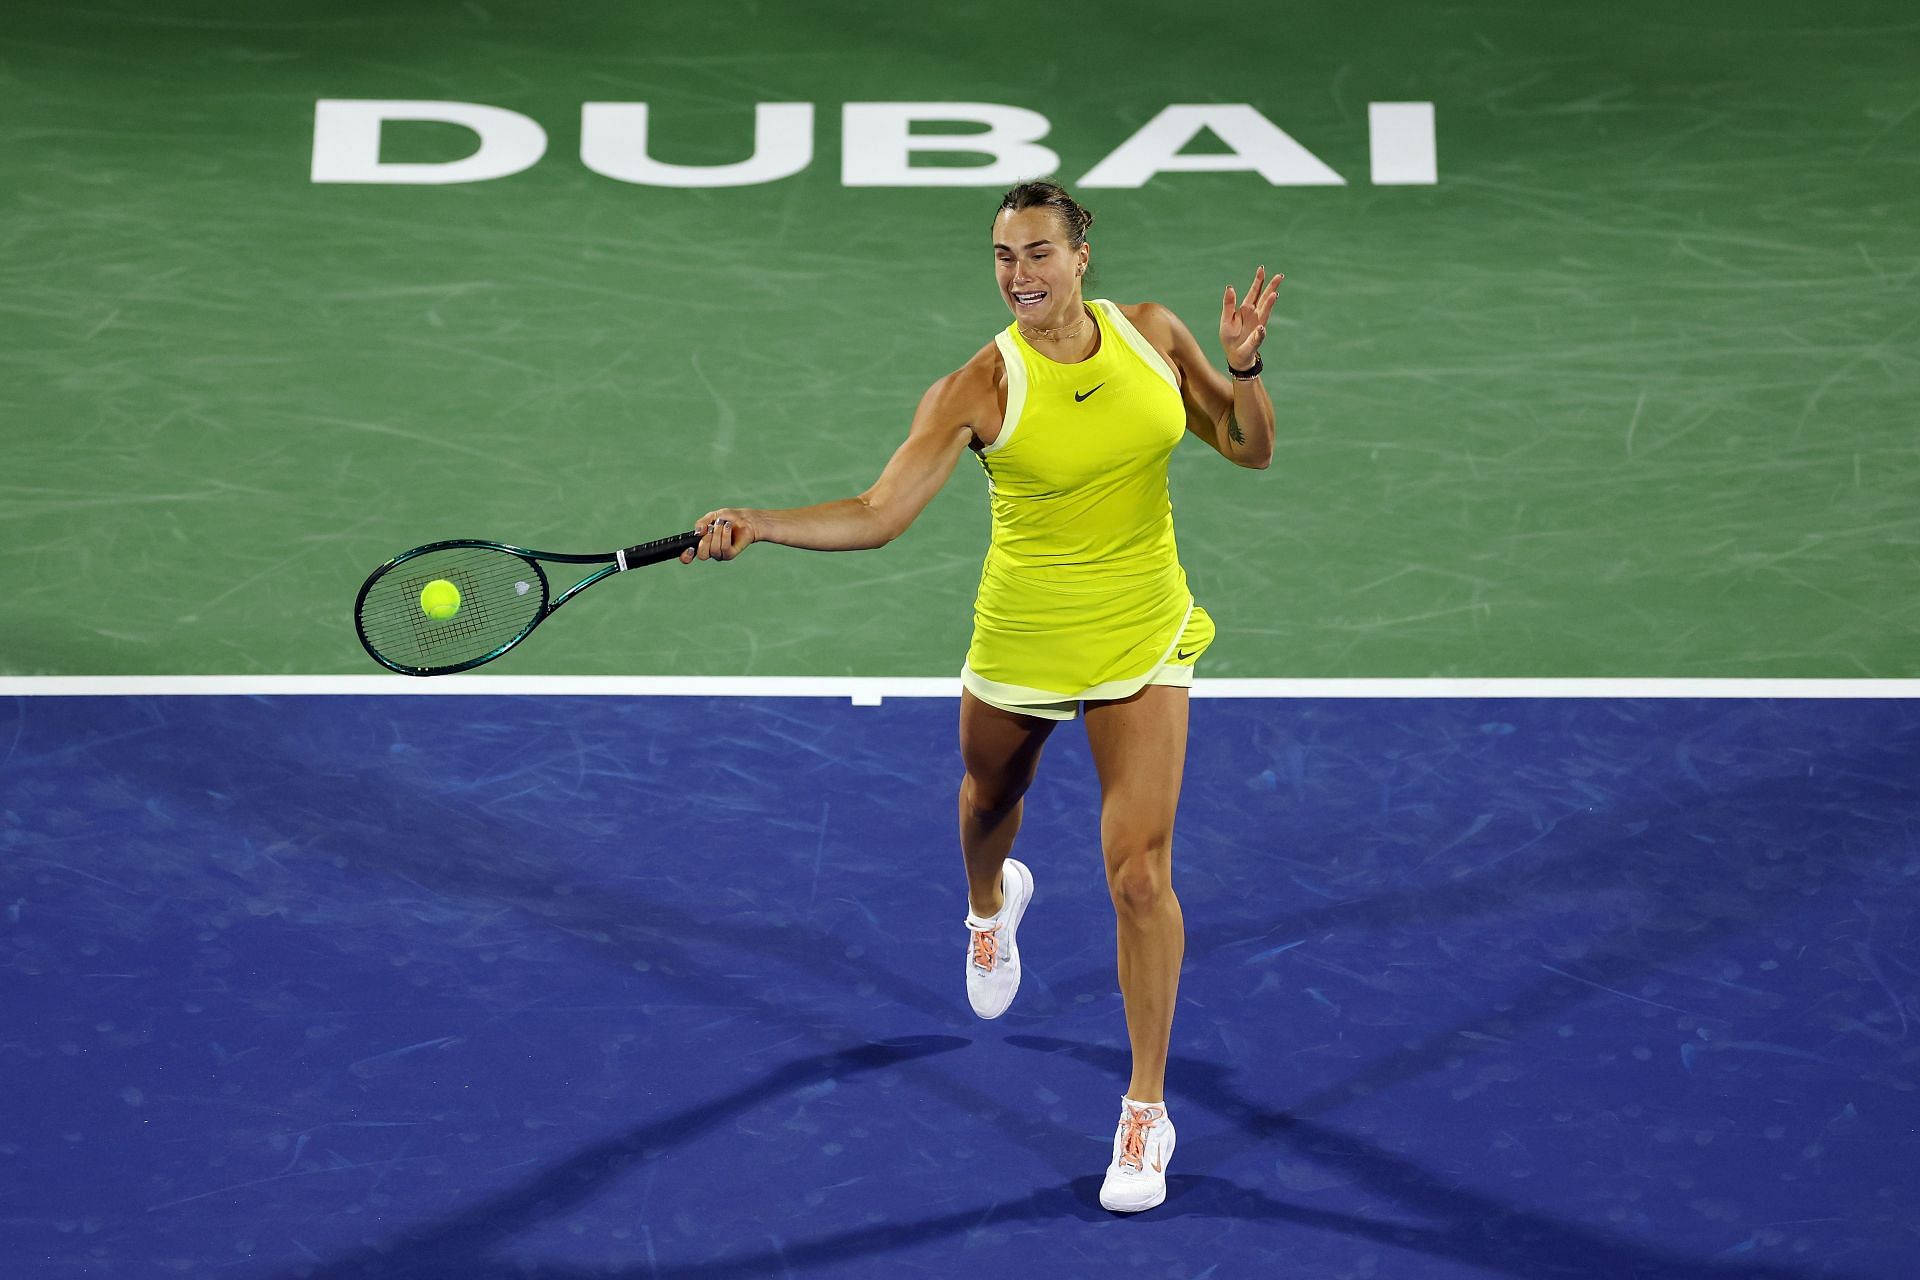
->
<box><xmin>1092</xmin><ymin>299</ymin><xmax>1180</xmax><ymax>392</ymax></box>
<box><xmin>983</xmin><ymin>330</ymin><xmax>1028</xmax><ymax>456</ymax></box>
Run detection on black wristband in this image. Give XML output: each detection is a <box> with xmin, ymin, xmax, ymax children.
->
<box><xmin>1228</xmin><ymin>353</ymin><xmax>1263</xmax><ymax>380</ymax></box>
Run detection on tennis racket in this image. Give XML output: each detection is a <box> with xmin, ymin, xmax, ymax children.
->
<box><xmin>354</xmin><ymin>531</ymin><xmax>700</xmax><ymax>676</ymax></box>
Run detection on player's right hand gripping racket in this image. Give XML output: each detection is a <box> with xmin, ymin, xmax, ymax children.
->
<box><xmin>354</xmin><ymin>532</ymin><xmax>701</xmax><ymax>676</ymax></box>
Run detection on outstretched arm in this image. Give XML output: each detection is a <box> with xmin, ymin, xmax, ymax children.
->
<box><xmin>680</xmin><ymin>364</ymin><xmax>984</xmax><ymax>562</ymax></box>
<box><xmin>1149</xmin><ymin>267</ymin><xmax>1282</xmax><ymax>470</ymax></box>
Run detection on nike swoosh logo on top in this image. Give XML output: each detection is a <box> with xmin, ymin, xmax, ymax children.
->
<box><xmin>1074</xmin><ymin>383</ymin><xmax>1106</xmax><ymax>402</ymax></box>
<box><xmin>1177</xmin><ymin>648</ymin><xmax>1197</xmax><ymax>661</ymax></box>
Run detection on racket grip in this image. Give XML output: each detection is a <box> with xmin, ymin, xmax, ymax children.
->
<box><xmin>617</xmin><ymin>530</ymin><xmax>702</xmax><ymax>571</ymax></box>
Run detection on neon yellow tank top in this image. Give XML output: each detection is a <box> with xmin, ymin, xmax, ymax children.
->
<box><xmin>962</xmin><ymin>299</ymin><xmax>1204</xmax><ymax>705</ymax></box>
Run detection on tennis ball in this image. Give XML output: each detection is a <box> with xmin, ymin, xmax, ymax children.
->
<box><xmin>419</xmin><ymin>578</ymin><xmax>461</xmax><ymax>621</ymax></box>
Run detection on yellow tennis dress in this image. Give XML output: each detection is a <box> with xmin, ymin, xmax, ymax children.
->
<box><xmin>962</xmin><ymin>299</ymin><xmax>1215</xmax><ymax>720</ymax></box>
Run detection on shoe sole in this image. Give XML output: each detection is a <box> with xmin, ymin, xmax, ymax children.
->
<box><xmin>970</xmin><ymin>859</ymin><xmax>1032</xmax><ymax>1020</ymax></box>
<box><xmin>1100</xmin><ymin>1185</ymin><xmax>1166</xmax><ymax>1213</ymax></box>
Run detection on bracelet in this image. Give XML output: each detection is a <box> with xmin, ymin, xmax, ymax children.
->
<box><xmin>1228</xmin><ymin>354</ymin><xmax>1263</xmax><ymax>380</ymax></box>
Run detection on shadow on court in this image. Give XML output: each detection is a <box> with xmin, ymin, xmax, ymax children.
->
<box><xmin>263</xmin><ymin>1035</ymin><xmax>970</xmax><ymax>1280</ymax></box>
<box><xmin>265</xmin><ymin>1056</ymin><xmax>1855</xmax><ymax>1280</ymax></box>
<box><xmin>1007</xmin><ymin>1037</ymin><xmax>1867</xmax><ymax>1280</ymax></box>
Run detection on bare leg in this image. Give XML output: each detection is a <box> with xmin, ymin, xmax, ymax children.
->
<box><xmin>957</xmin><ymin>689</ymin><xmax>1057</xmax><ymax>916</ymax></box>
<box><xmin>1082</xmin><ymin>683</ymin><xmax>1189</xmax><ymax>1102</ymax></box>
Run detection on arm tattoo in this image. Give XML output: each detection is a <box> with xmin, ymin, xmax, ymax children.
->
<box><xmin>1226</xmin><ymin>410</ymin><xmax>1245</xmax><ymax>447</ymax></box>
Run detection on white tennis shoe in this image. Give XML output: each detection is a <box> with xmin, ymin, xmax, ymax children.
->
<box><xmin>1099</xmin><ymin>1097</ymin><xmax>1175</xmax><ymax>1212</ymax></box>
<box><xmin>963</xmin><ymin>858</ymin><xmax>1033</xmax><ymax>1020</ymax></box>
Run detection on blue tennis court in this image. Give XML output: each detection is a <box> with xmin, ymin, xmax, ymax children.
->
<box><xmin>5</xmin><ymin>692</ymin><xmax>1913</xmax><ymax>1277</ymax></box>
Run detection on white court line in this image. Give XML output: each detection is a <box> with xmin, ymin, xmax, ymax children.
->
<box><xmin>1</xmin><ymin>676</ymin><xmax>1916</xmax><ymax>700</ymax></box>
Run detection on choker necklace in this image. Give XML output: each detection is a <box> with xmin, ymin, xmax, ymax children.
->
<box><xmin>1018</xmin><ymin>306</ymin><xmax>1091</xmax><ymax>344</ymax></box>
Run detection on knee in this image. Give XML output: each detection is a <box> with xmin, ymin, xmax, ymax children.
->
<box><xmin>962</xmin><ymin>771</ymin><xmax>1029</xmax><ymax>821</ymax></box>
<box><xmin>1107</xmin><ymin>850</ymin><xmax>1174</xmax><ymax>917</ymax></box>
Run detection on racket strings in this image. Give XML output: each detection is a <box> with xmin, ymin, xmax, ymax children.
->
<box><xmin>357</xmin><ymin>546</ymin><xmax>545</xmax><ymax>672</ymax></box>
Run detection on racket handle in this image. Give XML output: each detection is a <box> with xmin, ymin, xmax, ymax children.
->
<box><xmin>616</xmin><ymin>530</ymin><xmax>702</xmax><ymax>571</ymax></box>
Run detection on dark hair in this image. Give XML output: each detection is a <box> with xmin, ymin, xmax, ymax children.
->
<box><xmin>995</xmin><ymin>180</ymin><xmax>1096</xmax><ymax>248</ymax></box>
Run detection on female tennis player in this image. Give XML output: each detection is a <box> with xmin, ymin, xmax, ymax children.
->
<box><xmin>679</xmin><ymin>181</ymin><xmax>1278</xmax><ymax>1212</ymax></box>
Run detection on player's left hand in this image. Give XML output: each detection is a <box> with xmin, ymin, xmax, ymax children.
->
<box><xmin>1220</xmin><ymin>265</ymin><xmax>1283</xmax><ymax>370</ymax></box>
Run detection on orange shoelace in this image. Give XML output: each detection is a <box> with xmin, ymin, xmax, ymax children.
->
<box><xmin>1118</xmin><ymin>1106</ymin><xmax>1164</xmax><ymax>1172</ymax></box>
<box><xmin>970</xmin><ymin>925</ymin><xmax>1000</xmax><ymax>972</ymax></box>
